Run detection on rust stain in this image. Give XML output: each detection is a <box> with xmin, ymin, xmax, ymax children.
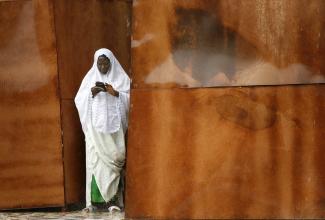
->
<box><xmin>131</xmin><ymin>0</ymin><xmax>325</xmax><ymax>88</ymax></box>
<box><xmin>126</xmin><ymin>85</ymin><xmax>325</xmax><ymax>219</ymax></box>
<box><xmin>0</xmin><ymin>0</ymin><xmax>64</xmax><ymax>209</ymax></box>
<box><xmin>128</xmin><ymin>0</ymin><xmax>325</xmax><ymax>218</ymax></box>
<box><xmin>214</xmin><ymin>94</ymin><xmax>276</xmax><ymax>130</ymax></box>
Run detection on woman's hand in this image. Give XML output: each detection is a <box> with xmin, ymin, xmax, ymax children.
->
<box><xmin>105</xmin><ymin>84</ymin><xmax>119</xmax><ymax>97</ymax></box>
<box><xmin>91</xmin><ymin>86</ymin><xmax>105</xmax><ymax>98</ymax></box>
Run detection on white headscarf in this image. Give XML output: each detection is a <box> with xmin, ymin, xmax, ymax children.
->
<box><xmin>75</xmin><ymin>48</ymin><xmax>130</xmax><ymax>134</ymax></box>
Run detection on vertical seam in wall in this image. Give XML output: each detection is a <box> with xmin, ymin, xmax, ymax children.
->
<box><xmin>125</xmin><ymin>0</ymin><xmax>133</xmax><ymax>212</ymax></box>
<box><xmin>51</xmin><ymin>0</ymin><xmax>67</xmax><ymax>207</ymax></box>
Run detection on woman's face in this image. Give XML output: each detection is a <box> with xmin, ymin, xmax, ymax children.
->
<box><xmin>97</xmin><ymin>55</ymin><xmax>111</xmax><ymax>74</ymax></box>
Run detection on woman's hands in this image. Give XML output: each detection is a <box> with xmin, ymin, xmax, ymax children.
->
<box><xmin>105</xmin><ymin>84</ymin><xmax>119</xmax><ymax>97</ymax></box>
<box><xmin>91</xmin><ymin>82</ymin><xmax>119</xmax><ymax>98</ymax></box>
<box><xmin>91</xmin><ymin>86</ymin><xmax>105</xmax><ymax>98</ymax></box>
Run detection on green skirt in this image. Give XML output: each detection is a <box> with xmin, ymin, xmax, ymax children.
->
<box><xmin>91</xmin><ymin>175</ymin><xmax>105</xmax><ymax>203</ymax></box>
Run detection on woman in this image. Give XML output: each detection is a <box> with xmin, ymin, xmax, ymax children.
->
<box><xmin>75</xmin><ymin>48</ymin><xmax>130</xmax><ymax>212</ymax></box>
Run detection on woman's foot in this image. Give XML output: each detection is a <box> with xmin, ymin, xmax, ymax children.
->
<box><xmin>108</xmin><ymin>205</ymin><xmax>121</xmax><ymax>214</ymax></box>
<box><xmin>82</xmin><ymin>205</ymin><xmax>97</xmax><ymax>212</ymax></box>
<box><xmin>107</xmin><ymin>194</ymin><xmax>122</xmax><ymax>212</ymax></box>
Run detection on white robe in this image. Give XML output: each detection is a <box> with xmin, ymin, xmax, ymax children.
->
<box><xmin>85</xmin><ymin>123</ymin><xmax>125</xmax><ymax>206</ymax></box>
<box><xmin>74</xmin><ymin>48</ymin><xmax>130</xmax><ymax>207</ymax></box>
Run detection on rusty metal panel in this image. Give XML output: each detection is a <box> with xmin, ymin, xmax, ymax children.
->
<box><xmin>125</xmin><ymin>85</ymin><xmax>325</xmax><ymax>219</ymax></box>
<box><xmin>128</xmin><ymin>1</ymin><xmax>325</xmax><ymax>218</ymax></box>
<box><xmin>0</xmin><ymin>0</ymin><xmax>64</xmax><ymax>209</ymax></box>
<box><xmin>131</xmin><ymin>0</ymin><xmax>325</xmax><ymax>88</ymax></box>
<box><xmin>60</xmin><ymin>100</ymin><xmax>85</xmax><ymax>204</ymax></box>
<box><xmin>53</xmin><ymin>0</ymin><xmax>132</xmax><ymax>204</ymax></box>
<box><xmin>54</xmin><ymin>0</ymin><xmax>132</xmax><ymax>100</ymax></box>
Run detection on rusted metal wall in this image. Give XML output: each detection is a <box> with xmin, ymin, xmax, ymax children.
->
<box><xmin>0</xmin><ymin>0</ymin><xmax>64</xmax><ymax>209</ymax></box>
<box><xmin>126</xmin><ymin>85</ymin><xmax>325</xmax><ymax>219</ymax></box>
<box><xmin>126</xmin><ymin>0</ymin><xmax>325</xmax><ymax>218</ymax></box>
<box><xmin>53</xmin><ymin>0</ymin><xmax>132</xmax><ymax>204</ymax></box>
<box><xmin>131</xmin><ymin>0</ymin><xmax>325</xmax><ymax>88</ymax></box>
<box><xmin>0</xmin><ymin>0</ymin><xmax>132</xmax><ymax>209</ymax></box>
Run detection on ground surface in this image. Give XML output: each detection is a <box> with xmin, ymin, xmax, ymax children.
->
<box><xmin>0</xmin><ymin>210</ymin><xmax>124</xmax><ymax>220</ymax></box>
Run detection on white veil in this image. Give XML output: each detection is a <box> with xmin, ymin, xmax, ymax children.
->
<box><xmin>75</xmin><ymin>48</ymin><xmax>130</xmax><ymax>134</ymax></box>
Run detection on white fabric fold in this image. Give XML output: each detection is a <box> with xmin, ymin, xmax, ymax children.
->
<box><xmin>75</xmin><ymin>48</ymin><xmax>130</xmax><ymax>206</ymax></box>
<box><xmin>75</xmin><ymin>48</ymin><xmax>130</xmax><ymax>134</ymax></box>
<box><xmin>85</xmin><ymin>123</ymin><xmax>125</xmax><ymax>206</ymax></box>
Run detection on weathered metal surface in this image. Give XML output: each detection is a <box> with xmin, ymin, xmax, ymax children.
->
<box><xmin>53</xmin><ymin>0</ymin><xmax>132</xmax><ymax>204</ymax></box>
<box><xmin>131</xmin><ymin>0</ymin><xmax>325</xmax><ymax>88</ymax></box>
<box><xmin>0</xmin><ymin>0</ymin><xmax>64</xmax><ymax>209</ymax></box>
<box><xmin>54</xmin><ymin>0</ymin><xmax>132</xmax><ymax>100</ymax></box>
<box><xmin>127</xmin><ymin>1</ymin><xmax>325</xmax><ymax>218</ymax></box>
<box><xmin>60</xmin><ymin>100</ymin><xmax>85</xmax><ymax>205</ymax></box>
<box><xmin>125</xmin><ymin>85</ymin><xmax>325</xmax><ymax>219</ymax></box>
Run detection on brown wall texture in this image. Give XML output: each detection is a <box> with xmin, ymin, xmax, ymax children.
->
<box><xmin>0</xmin><ymin>0</ymin><xmax>64</xmax><ymax>209</ymax></box>
<box><xmin>131</xmin><ymin>0</ymin><xmax>325</xmax><ymax>88</ymax></box>
<box><xmin>126</xmin><ymin>0</ymin><xmax>325</xmax><ymax>219</ymax></box>
<box><xmin>0</xmin><ymin>0</ymin><xmax>132</xmax><ymax>209</ymax></box>
<box><xmin>126</xmin><ymin>85</ymin><xmax>325</xmax><ymax>219</ymax></box>
<box><xmin>53</xmin><ymin>0</ymin><xmax>132</xmax><ymax>204</ymax></box>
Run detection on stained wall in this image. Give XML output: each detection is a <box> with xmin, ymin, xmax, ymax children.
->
<box><xmin>53</xmin><ymin>0</ymin><xmax>132</xmax><ymax>204</ymax></box>
<box><xmin>131</xmin><ymin>0</ymin><xmax>325</xmax><ymax>88</ymax></box>
<box><xmin>0</xmin><ymin>0</ymin><xmax>132</xmax><ymax>209</ymax></box>
<box><xmin>126</xmin><ymin>85</ymin><xmax>325</xmax><ymax>219</ymax></box>
<box><xmin>0</xmin><ymin>0</ymin><xmax>64</xmax><ymax>209</ymax></box>
<box><xmin>125</xmin><ymin>0</ymin><xmax>325</xmax><ymax>218</ymax></box>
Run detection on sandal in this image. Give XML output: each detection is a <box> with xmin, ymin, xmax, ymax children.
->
<box><xmin>108</xmin><ymin>205</ymin><xmax>121</xmax><ymax>213</ymax></box>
